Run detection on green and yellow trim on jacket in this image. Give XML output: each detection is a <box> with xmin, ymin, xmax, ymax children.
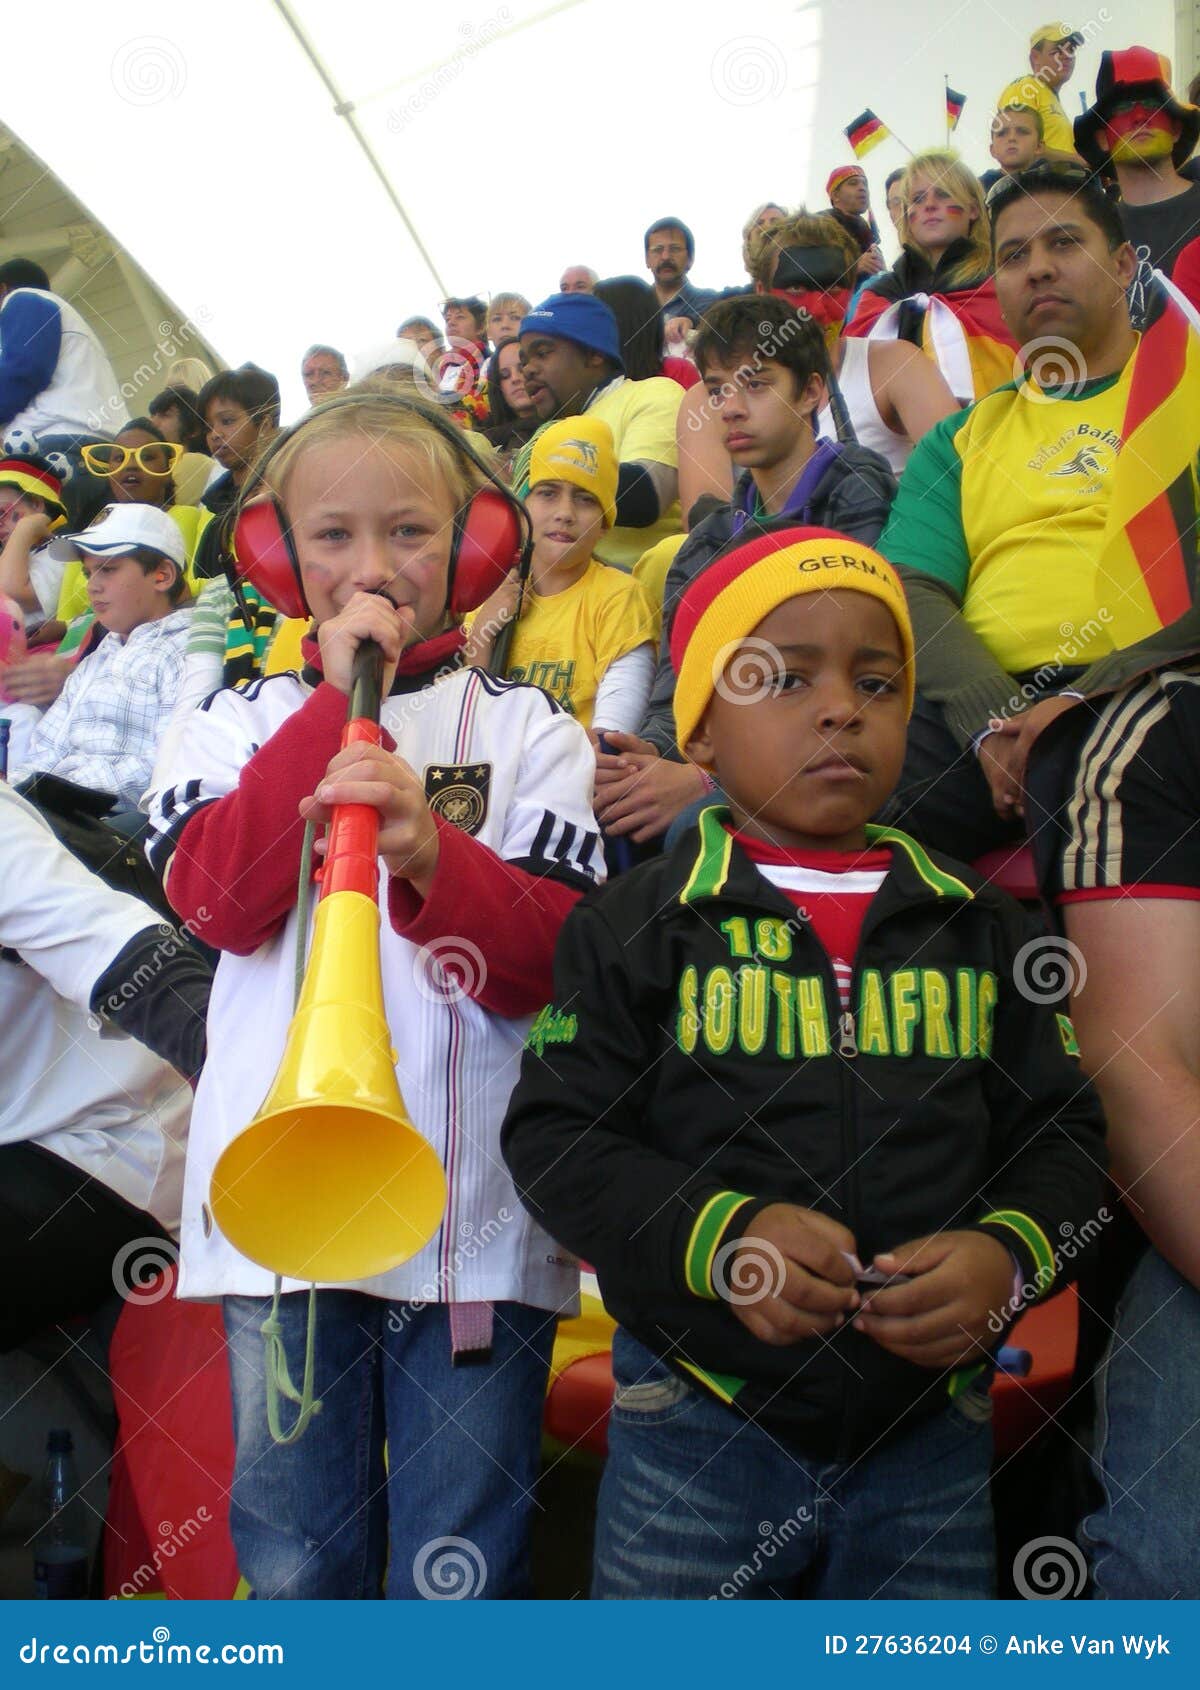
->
<box><xmin>978</xmin><ymin>1208</ymin><xmax>1056</xmax><ymax>1295</ymax></box>
<box><xmin>679</xmin><ymin>807</ymin><xmax>975</xmax><ymax>908</ymax></box>
<box><xmin>684</xmin><ymin>1189</ymin><xmax>755</xmax><ymax>1299</ymax></box>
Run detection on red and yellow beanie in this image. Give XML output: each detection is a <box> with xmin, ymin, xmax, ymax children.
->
<box><xmin>826</xmin><ymin>164</ymin><xmax>865</xmax><ymax>197</ymax></box>
<box><xmin>0</xmin><ymin>456</ymin><xmax>66</xmax><ymax>520</ymax></box>
<box><xmin>670</xmin><ymin>526</ymin><xmax>915</xmax><ymax>755</ymax></box>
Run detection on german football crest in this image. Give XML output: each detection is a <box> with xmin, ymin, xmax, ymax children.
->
<box><xmin>423</xmin><ymin>763</ymin><xmax>492</xmax><ymax>835</ymax></box>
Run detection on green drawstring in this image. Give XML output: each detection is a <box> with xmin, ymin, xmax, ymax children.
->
<box><xmin>261</xmin><ymin>820</ymin><xmax>324</xmax><ymax>1444</ymax></box>
<box><xmin>262</xmin><ymin>1280</ymin><xmax>323</xmax><ymax>1444</ymax></box>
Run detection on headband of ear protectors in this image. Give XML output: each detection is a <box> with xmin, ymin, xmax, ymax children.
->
<box><xmin>221</xmin><ymin>391</ymin><xmax>530</xmax><ymax>623</ymax></box>
<box><xmin>771</xmin><ymin>243</ymin><xmax>854</xmax><ymax>292</ymax></box>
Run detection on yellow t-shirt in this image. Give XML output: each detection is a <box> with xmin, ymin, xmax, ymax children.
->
<box><xmin>956</xmin><ymin>366</ymin><xmax>1132</xmax><ymax>670</ymax></box>
<box><xmin>995</xmin><ymin>76</ymin><xmax>1076</xmax><ymax>155</ymax></box>
<box><xmin>631</xmin><ymin>532</ymin><xmax>688</xmax><ymax>647</ymax></box>
<box><xmin>587</xmin><ymin>377</ymin><xmax>684</xmax><ymax>572</ymax></box>
<box><xmin>483</xmin><ymin>559</ymin><xmax>657</xmax><ymax>728</ymax></box>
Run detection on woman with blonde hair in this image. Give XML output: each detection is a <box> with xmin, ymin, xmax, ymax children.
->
<box><xmin>164</xmin><ymin>355</ymin><xmax>214</xmax><ymax>391</ymax></box>
<box><xmin>846</xmin><ymin>150</ymin><xmax>1018</xmax><ymax>401</ymax></box>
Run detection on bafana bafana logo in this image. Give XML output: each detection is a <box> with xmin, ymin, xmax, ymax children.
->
<box><xmin>423</xmin><ymin>763</ymin><xmax>492</xmax><ymax>835</ymax></box>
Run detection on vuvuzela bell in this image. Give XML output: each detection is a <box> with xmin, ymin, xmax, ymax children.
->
<box><xmin>209</xmin><ymin>640</ymin><xmax>447</xmax><ymax>1284</ymax></box>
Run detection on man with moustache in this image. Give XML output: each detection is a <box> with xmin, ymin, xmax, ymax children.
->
<box><xmin>643</xmin><ymin>217</ymin><xmax>717</xmax><ymax>335</ymax></box>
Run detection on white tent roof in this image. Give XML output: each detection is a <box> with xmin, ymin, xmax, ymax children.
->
<box><xmin>3</xmin><ymin>0</ymin><xmax>1172</xmax><ymax>416</ymax></box>
<box><xmin>0</xmin><ymin>122</ymin><xmax>222</xmax><ymax>405</ymax></box>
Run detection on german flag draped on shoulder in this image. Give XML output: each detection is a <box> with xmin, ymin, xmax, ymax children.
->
<box><xmin>1094</xmin><ymin>276</ymin><xmax>1200</xmax><ymax>649</ymax></box>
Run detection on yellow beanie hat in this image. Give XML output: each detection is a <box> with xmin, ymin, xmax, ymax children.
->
<box><xmin>528</xmin><ymin>415</ymin><xmax>619</xmax><ymax>528</ymax></box>
<box><xmin>671</xmin><ymin>526</ymin><xmax>915</xmax><ymax>755</ymax></box>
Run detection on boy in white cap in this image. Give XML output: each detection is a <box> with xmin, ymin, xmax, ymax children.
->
<box><xmin>12</xmin><ymin>504</ymin><xmax>193</xmax><ymax>810</ymax></box>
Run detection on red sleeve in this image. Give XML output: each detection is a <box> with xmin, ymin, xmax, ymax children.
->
<box><xmin>387</xmin><ymin>814</ymin><xmax>584</xmax><ymax>1017</ymax></box>
<box><xmin>661</xmin><ymin>356</ymin><xmax>700</xmax><ymax>390</ymax></box>
<box><xmin>1171</xmin><ymin>237</ymin><xmax>1200</xmax><ymax>313</ymax></box>
<box><xmin>167</xmin><ymin>683</ymin><xmax>350</xmax><ymax>955</ymax></box>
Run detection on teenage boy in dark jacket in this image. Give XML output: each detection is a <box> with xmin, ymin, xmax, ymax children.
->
<box><xmin>504</xmin><ymin>527</ymin><xmax>1107</xmax><ymax>1600</ymax></box>
<box><xmin>595</xmin><ymin>293</ymin><xmax>896</xmax><ymax>841</ymax></box>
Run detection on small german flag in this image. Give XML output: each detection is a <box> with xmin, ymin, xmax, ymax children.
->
<box><xmin>844</xmin><ymin>109</ymin><xmax>889</xmax><ymax>158</ymax></box>
<box><xmin>946</xmin><ymin>86</ymin><xmax>966</xmax><ymax>130</ymax></box>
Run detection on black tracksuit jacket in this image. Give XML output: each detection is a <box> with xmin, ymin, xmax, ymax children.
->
<box><xmin>502</xmin><ymin>809</ymin><xmax>1107</xmax><ymax>1459</ymax></box>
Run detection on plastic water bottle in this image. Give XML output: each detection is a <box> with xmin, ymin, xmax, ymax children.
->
<box><xmin>32</xmin><ymin>1429</ymin><xmax>88</xmax><ymax>1599</ymax></box>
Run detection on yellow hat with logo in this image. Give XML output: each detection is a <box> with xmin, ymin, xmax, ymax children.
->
<box><xmin>528</xmin><ymin>416</ymin><xmax>619</xmax><ymax>529</ymax></box>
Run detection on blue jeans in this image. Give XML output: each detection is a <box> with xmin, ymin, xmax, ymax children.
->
<box><xmin>1082</xmin><ymin>1247</ymin><xmax>1200</xmax><ymax>1598</ymax></box>
<box><xmin>593</xmin><ymin>1329</ymin><xmax>996</xmax><ymax>1599</ymax></box>
<box><xmin>223</xmin><ymin>1294</ymin><xmax>556</xmax><ymax>1599</ymax></box>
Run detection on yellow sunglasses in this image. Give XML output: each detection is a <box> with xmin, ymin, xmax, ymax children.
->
<box><xmin>81</xmin><ymin>441</ymin><xmax>184</xmax><ymax>477</ymax></box>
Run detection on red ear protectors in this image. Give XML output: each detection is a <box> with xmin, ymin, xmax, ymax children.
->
<box><xmin>231</xmin><ymin>486</ymin><xmax>524</xmax><ymax>623</ymax></box>
<box><xmin>225</xmin><ymin>395</ymin><xmax>528</xmax><ymax>623</ymax></box>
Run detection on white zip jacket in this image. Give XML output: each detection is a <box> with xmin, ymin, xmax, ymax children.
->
<box><xmin>145</xmin><ymin>664</ymin><xmax>604</xmax><ymax>1307</ymax></box>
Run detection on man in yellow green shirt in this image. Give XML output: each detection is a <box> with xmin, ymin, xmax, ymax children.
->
<box><xmin>995</xmin><ymin>23</ymin><xmax>1085</xmax><ymax>162</ymax></box>
<box><xmin>879</xmin><ymin>163</ymin><xmax>1200</xmax><ymax>859</ymax></box>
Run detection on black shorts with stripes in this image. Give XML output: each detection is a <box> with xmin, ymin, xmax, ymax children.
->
<box><xmin>1030</xmin><ymin>662</ymin><xmax>1200</xmax><ymax>904</ymax></box>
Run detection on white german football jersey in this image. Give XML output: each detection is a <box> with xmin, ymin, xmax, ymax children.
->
<box><xmin>145</xmin><ymin>666</ymin><xmax>604</xmax><ymax>1307</ymax></box>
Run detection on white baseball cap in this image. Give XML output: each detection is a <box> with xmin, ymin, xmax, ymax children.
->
<box><xmin>48</xmin><ymin>502</ymin><xmax>186</xmax><ymax>575</ymax></box>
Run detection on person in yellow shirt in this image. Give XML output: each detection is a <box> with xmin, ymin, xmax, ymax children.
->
<box><xmin>879</xmin><ymin>164</ymin><xmax>1200</xmax><ymax>861</ymax></box>
<box><xmin>514</xmin><ymin>293</ymin><xmax>683</xmax><ymax>572</ymax></box>
<box><xmin>996</xmin><ymin>23</ymin><xmax>1085</xmax><ymax>162</ymax></box>
<box><xmin>464</xmin><ymin>416</ymin><xmax>657</xmax><ymax>734</ymax></box>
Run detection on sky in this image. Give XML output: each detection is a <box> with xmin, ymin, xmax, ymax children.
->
<box><xmin>4</xmin><ymin>0</ymin><xmax>1177</xmax><ymax>415</ymax></box>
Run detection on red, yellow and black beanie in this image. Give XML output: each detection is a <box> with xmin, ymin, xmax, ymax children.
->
<box><xmin>670</xmin><ymin>525</ymin><xmax>915</xmax><ymax>756</ymax></box>
<box><xmin>0</xmin><ymin>456</ymin><xmax>66</xmax><ymax>520</ymax></box>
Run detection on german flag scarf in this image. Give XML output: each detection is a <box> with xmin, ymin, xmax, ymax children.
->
<box><xmin>846</xmin><ymin>276</ymin><xmax>1019</xmax><ymax>401</ymax></box>
<box><xmin>1095</xmin><ymin>288</ymin><xmax>1200</xmax><ymax>645</ymax></box>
